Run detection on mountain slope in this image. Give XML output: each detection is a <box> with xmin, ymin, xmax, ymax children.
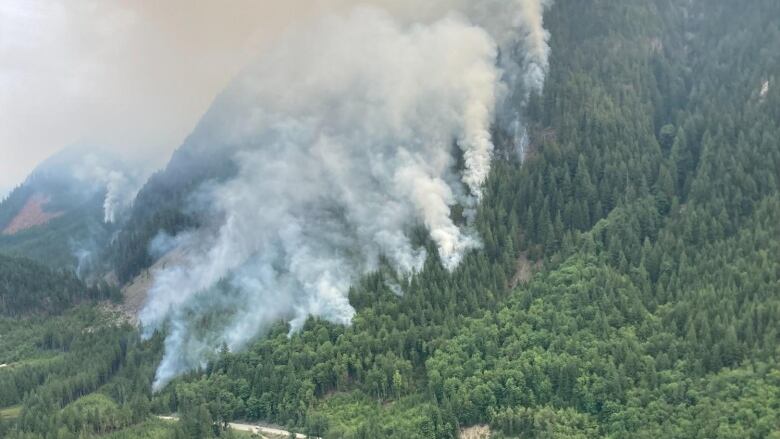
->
<box><xmin>2</xmin><ymin>0</ymin><xmax>780</xmax><ymax>438</ymax></box>
<box><xmin>151</xmin><ymin>0</ymin><xmax>780</xmax><ymax>437</ymax></box>
<box><xmin>0</xmin><ymin>147</ymin><xmax>136</xmax><ymax>272</ymax></box>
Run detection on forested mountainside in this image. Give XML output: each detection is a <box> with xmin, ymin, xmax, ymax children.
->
<box><xmin>0</xmin><ymin>254</ymin><xmax>119</xmax><ymax>317</ymax></box>
<box><xmin>2</xmin><ymin>0</ymin><xmax>780</xmax><ymax>438</ymax></box>
<box><xmin>0</xmin><ymin>147</ymin><xmax>126</xmax><ymax>271</ymax></box>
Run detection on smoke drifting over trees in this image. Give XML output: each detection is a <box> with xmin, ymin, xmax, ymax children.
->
<box><xmin>139</xmin><ymin>1</ymin><xmax>551</xmax><ymax>390</ymax></box>
<box><xmin>70</xmin><ymin>153</ymin><xmax>146</xmax><ymax>224</ymax></box>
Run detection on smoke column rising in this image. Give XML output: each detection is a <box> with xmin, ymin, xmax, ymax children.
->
<box><xmin>141</xmin><ymin>1</ymin><xmax>551</xmax><ymax>390</ymax></box>
<box><xmin>72</xmin><ymin>153</ymin><xmax>145</xmax><ymax>224</ymax></box>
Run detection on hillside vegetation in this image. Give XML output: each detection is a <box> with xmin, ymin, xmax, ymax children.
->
<box><xmin>0</xmin><ymin>254</ymin><xmax>119</xmax><ymax>317</ymax></box>
<box><xmin>1</xmin><ymin>0</ymin><xmax>779</xmax><ymax>438</ymax></box>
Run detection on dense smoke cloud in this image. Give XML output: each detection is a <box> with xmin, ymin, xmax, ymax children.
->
<box><xmin>141</xmin><ymin>1</ymin><xmax>551</xmax><ymax>390</ymax></box>
<box><xmin>0</xmin><ymin>0</ymin><xmax>550</xmax><ymax>190</ymax></box>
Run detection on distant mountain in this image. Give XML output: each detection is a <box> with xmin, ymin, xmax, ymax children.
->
<box><xmin>0</xmin><ymin>147</ymin><xmax>138</xmax><ymax>274</ymax></box>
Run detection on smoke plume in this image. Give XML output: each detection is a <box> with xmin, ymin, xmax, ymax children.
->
<box><xmin>72</xmin><ymin>153</ymin><xmax>145</xmax><ymax>224</ymax></box>
<box><xmin>141</xmin><ymin>1</ymin><xmax>551</xmax><ymax>390</ymax></box>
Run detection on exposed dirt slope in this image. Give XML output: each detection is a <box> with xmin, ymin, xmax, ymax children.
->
<box><xmin>157</xmin><ymin>415</ymin><xmax>313</xmax><ymax>438</ymax></box>
<box><xmin>461</xmin><ymin>425</ymin><xmax>491</xmax><ymax>439</ymax></box>
<box><xmin>118</xmin><ymin>248</ymin><xmax>186</xmax><ymax>325</ymax></box>
<box><xmin>2</xmin><ymin>193</ymin><xmax>63</xmax><ymax>235</ymax></box>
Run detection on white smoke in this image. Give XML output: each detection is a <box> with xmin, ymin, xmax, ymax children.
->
<box><xmin>391</xmin><ymin>0</ymin><xmax>552</xmax><ymax>158</ymax></box>
<box><xmin>473</xmin><ymin>0</ymin><xmax>552</xmax><ymax>156</ymax></box>
<box><xmin>142</xmin><ymin>1</ymin><xmax>552</xmax><ymax>390</ymax></box>
<box><xmin>72</xmin><ymin>153</ymin><xmax>144</xmax><ymax>224</ymax></box>
<box><xmin>73</xmin><ymin>247</ymin><xmax>93</xmax><ymax>280</ymax></box>
<box><xmin>102</xmin><ymin>170</ymin><xmax>135</xmax><ymax>224</ymax></box>
<box><xmin>453</xmin><ymin>0</ymin><xmax>551</xmax><ymax>93</ymax></box>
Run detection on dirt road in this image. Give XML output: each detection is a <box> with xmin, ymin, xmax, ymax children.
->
<box><xmin>157</xmin><ymin>415</ymin><xmax>316</xmax><ymax>438</ymax></box>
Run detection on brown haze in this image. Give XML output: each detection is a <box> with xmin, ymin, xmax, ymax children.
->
<box><xmin>0</xmin><ymin>0</ymin><xmax>344</xmax><ymax>191</ymax></box>
<box><xmin>0</xmin><ymin>0</ymin><xmax>545</xmax><ymax>192</ymax></box>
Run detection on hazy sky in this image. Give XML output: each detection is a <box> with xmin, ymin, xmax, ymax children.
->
<box><xmin>0</xmin><ymin>0</ymin><xmax>346</xmax><ymax>190</ymax></box>
<box><xmin>0</xmin><ymin>0</ymin><xmax>529</xmax><ymax>192</ymax></box>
